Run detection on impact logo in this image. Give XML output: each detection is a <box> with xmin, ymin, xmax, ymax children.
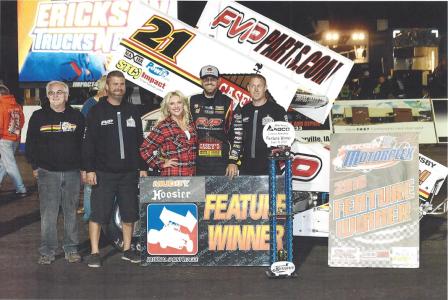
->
<box><xmin>30</xmin><ymin>0</ymin><xmax>132</xmax><ymax>53</ymax></box>
<box><xmin>333</xmin><ymin>136</ymin><xmax>416</xmax><ymax>172</ymax></box>
<box><xmin>211</xmin><ymin>6</ymin><xmax>345</xmax><ymax>85</ymax></box>
<box><xmin>147</xmin><ymin>203</ymin><xmax>198</xmax><ymax>256</ymax></box>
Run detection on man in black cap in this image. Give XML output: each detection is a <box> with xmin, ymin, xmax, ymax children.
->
<box><xmin>189</xmin><ymin>65</ymin><xmax>242</xmax><ymax>178</ymax></box>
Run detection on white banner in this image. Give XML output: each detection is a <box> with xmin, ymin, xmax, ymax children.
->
<box><xmin>332</xmin><ymin>99</ymin><xmax>437</xmax><ymax>144</ymax></box>
<box><xmin>109</xmin><ymin>2</ymin><xmax>298</xmax><ymax>110</ymax></box>
<box><xmin>197</xmin><ymin>0</ymin><xmax>354</xmax><ymax>123</ymax></box>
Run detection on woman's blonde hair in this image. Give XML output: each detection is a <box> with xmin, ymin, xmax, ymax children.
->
<box><xmin>158</xmin><ymin>90</ymin><xmax>191</xmax><ymax>127</ymax></box>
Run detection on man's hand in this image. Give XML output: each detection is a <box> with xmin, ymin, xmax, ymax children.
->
<box><xmin>32</xmin><ymin>169</ymin><xmax>38</xmax><ymax>179</ymax></box>
<box><xmin>81</xmin><ymin>171</ymin><xmax>87</xmax><ymax>183</ymax></box>
<box><xmin>86</xmin><ymin>172</ymin><xmax>97</xmax><ymax>185</ymax></box>
<box><xmin>140</xmin><ymin>170</ymin><xmax>148</xmax><ymax>177</ymax></box>
<box><xmin>225</xmin><ymin>163</ymin><xmax>239</xmax><ymax>180</ymax></box>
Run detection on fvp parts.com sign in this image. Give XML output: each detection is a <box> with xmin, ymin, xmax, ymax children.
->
<box><xmin>139</xmin><ymin>176</ymin><xmax>288</xmax><ymax>266</ymax></box>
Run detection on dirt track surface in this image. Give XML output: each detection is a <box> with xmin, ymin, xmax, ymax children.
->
<box><xmin>0</xmin><ymin>145</ymin><xmax>446</xmax><ymax>299</ymax></box>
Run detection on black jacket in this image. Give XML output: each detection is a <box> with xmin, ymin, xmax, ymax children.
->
<box><xmin>82</xmin><ymin>97</ymin><xmax>146</xmax><ymax>173</ymax></box>
<box><xmin>25</xmin><ymin>105</ymin><xmax>84</xmax><ymax>171</ymax></box>
<box><xmin>189</xmin><ymin>90</ymin><xmax>243</xmax><ymax>175</ymax></box>
<box><xmin>240</xmin><ymin>100</ymin><xmax>287</xmax><ymax>175</ymax></box>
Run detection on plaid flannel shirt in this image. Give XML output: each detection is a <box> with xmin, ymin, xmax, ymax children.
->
<box><xmin>140</xmin><ymin>117</ymin><xmax>197</xmax><ymax>176</ymax></box>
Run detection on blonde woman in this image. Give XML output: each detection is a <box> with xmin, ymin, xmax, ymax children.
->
<box><xmin>140</xmin><ymin>91</ymin><xmax>197</xmax><ymax>176</ymax></box>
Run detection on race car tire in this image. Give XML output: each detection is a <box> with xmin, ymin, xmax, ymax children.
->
<box><xmin>103</xmin><ymin>202</ymin><xmax>142</xmax><ymax>252</ymax></box>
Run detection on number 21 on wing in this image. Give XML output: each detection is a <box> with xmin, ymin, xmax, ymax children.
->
<box><xmin>129</xmin><ymin>15</ymin><xmax>195</xmax><ymax>63</ymax></box>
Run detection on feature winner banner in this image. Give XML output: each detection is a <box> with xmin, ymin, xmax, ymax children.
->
<box><xmin>329</xmin><ymin>133</ymin><xmax>419</xmax><ymax>268</ymax></box>
<box><xmin>197</xmin><ymin>0</ymin><xmax>354</xmax><ymax>123</ymax></box>
<box><xmin>139</xmin><ymin>176</ymin><xmax>287</xmax><ymax>266</ymax></box>
<box><xmin>110</xmin><ymin>2</ymin><xmax>298</xmax><ymax>110</ymax></box>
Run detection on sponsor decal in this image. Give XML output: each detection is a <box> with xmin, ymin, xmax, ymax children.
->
<box><xmin>30</xmin><ymin>0</ymin><xmax>132</xmax><ymax>53</ymax></box>
<box><xmin>146</xmin><ymin>61</ymin><xmax>170</xmax><ymax>78</ymax></box>
<box><xmin>195</xmin><ymin>117</ymin><xmax>223</xmax><ymax>128</ymax></box>
<box><xmin>199</xmin><ymin>142</ymin><xmax>222</xmax><ymax>157</ymax></box>
<box><xmin>270</xmin><ymin>261</ymin><xmax>295</xmax><ymax>277</ymax></box>
<box><xmin>126</xmin><ymin>117</ymin><xmax>135</xmax><ymax>127</ymax></box>
<box><xmin>124</xmin><ymin>49</ymin><xmax>144</xmax><ymax>65</ymax></box>
<box><xmin>101</xmin><ymin>119</ymin><xmax>114</xmax><ymax>126</ymax></box>
<box><xmin>219</xmin><ymin>78</ymin><xmax>252</xmax><ymax>107</ymax></box>
<box><xmin>418</xmin><ymin>153</ymin><xmax>448</xmax><ymax>200</ymax></box>
<box><xmin>140</xmin><ymin>72</ymin><xmax>167</xmax><ymax>89</ymax></box>
<box><xmin>147</xmin><ymin>203</ymin><xmax>198</xmax><ymax>255</ymax></box>
<box><xmin>262</xmin><ymin>121</ymin><xmax>295</xmax><ymax>147</ymax></box>
<box><xmin>197</xmin><ymin>1</ymin><xmax>354</xmax><ymax>123</ymax></box>
<box><xmin>115</xmin><ymin>59</ymin><xmax>142</xmax><ymax>79</ymax></box>
<box><xmin>211</xmin><ymin>6</ymin><xmax>269</xmax><ymax>44</ymax></box>
<box><xmin>333</xmin><ymin>136</ymin><xmax>416</xmax><ymax>172</ymax></box>
<box><xmin>71</xmin><ymin>82</ymin><xmax>97</xmax><ymax>88</ymax></box>
<box><xmin>261</xmin><ymin>115</ymin><xmax>274</xmax><ymax>126</ymax></box>
<box><xmin>291</xmin><ymin>153</ymin><xmax>322</xmax><ymax>182</ymax></box>
<box><xmin>291</xmin><ymin>93</ymin><xmax>329</xmax><ymax>108</ymax></box>
<box><xmin>209</xmin><ymin>5</ymin><xmax>347</xmax><ymax>86</ymax></box>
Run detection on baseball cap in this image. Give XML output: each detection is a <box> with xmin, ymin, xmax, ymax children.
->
<box><xmin>200</xmin><ymin>65</ymin><xmax>219</xmax><ymax>79</ymax></box>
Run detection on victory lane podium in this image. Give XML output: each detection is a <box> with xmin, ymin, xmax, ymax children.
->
<box><xmin>138</xmin><ymin>176</ymin><xmax>289</xmax><ymax>267</ymax></box>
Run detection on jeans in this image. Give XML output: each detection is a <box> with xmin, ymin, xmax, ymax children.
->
<box><xmin>0</xmin><ymin>140</ymin><xmax>26</xmax><ymax>193</ymax></box>
<box><xmin>37</xmin><ymin>168</ymin><xmax>80</xmax><ymax>257</ymax></box>
<box><xmin>83</xmin><ymin>184</ymin><xmax>92</xmax><ymax>221</ymax></box>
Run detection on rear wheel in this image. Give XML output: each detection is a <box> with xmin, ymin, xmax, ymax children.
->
<box><xmin>103</xmin><ymin>202</ymin><xmax>142</xmax><ymax>252</ymax></box>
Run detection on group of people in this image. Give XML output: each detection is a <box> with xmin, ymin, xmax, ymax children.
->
<box><xmin>24</xmin><ymin>65</ymin><xmax>287</xmax><ymax>267</ymax></box>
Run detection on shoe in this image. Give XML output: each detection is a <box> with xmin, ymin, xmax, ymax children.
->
<box><xmin>65</xmin><ymin>252</ymin><xmax>82</xmax><ymax>263</ymax></box>
<box><xmin>87</xmin><ymin>253</ymin><xmax>102</xmax><ymax>268</ymax></box>
<box><xmin>121</xmin><ymin>249</ymin><xmax>141</xmax><ymax>264</ymax></box>
<box><xmin>15</xmin><ymin>192</ymin><xmax>28</xmax><ymax>198</ymax></box>
<box><xmin>37</xmin><ymin>255</ymin><xmax>55</xmax><ymax>265</ymax></box>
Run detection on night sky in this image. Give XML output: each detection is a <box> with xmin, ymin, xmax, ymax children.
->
<box><xmin>179</xmin><ymin>1</ymin><xmax>447</xmax><ymax>35</ymax></box>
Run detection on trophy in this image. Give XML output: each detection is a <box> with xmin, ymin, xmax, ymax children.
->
<box><xmin>262</xmin><ymin>122</ymin><xmax>296</xmax><ymax>278</ymax></box>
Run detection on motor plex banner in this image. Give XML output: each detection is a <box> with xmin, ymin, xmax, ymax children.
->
<box><xmin>329</xmin><ymin>133</ymin><xmax>419</xmax><ymax>268</ymax></box>
<box><xmin>110</xmin><ymin>2</ymin><xmax>298</xmax><ymax>110</ymax></box>
<box><xmin>140</xmin><ymin>176</ymin><xmax>288</xmax><ymax>266</ymax></box>
<box><xmin>196</xmin><ymin>0</ymin><xmax>354</xmax><ymax>124</ymax></box>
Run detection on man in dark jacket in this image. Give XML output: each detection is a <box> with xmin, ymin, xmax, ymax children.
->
<box><xmin>26</xmin><ymin>81</ymin><xmax>84</xmax><ymax>265</ymax></box>
<box><xmin>189</xmin><ymin>65</ymin><xmax>242</xmax><ymax>178</ymax></box>
<box><xmin>83</xmin><ymin>70</ymin><xmax>147</xmax><ymax>267</ymax></box>
<box><xmin>240</xmin><ymin>74</ymin><xmax>288</xmax><ymax>175</ymax></box>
